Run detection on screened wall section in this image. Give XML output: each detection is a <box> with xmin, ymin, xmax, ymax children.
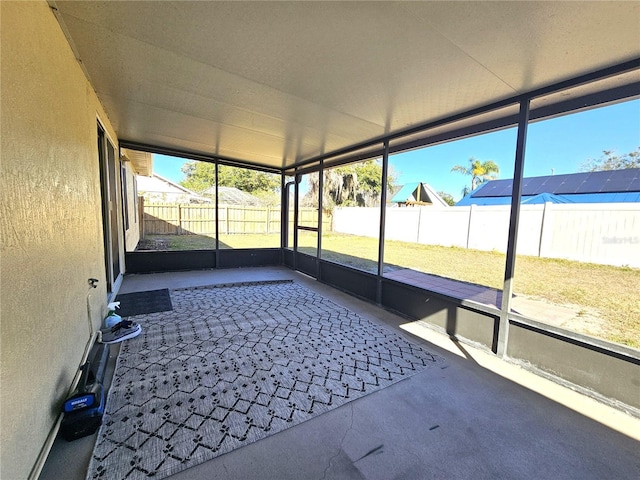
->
<box><xmin>135</xmin><ymin>154</ymin><xmax>218</xmax><ymax>251</ymax></box>
<box><xmin>382</xmin><ymin>115</ymin><xmax>518</xmax><ymax>310</ymax></box>
<box><xmin>513</xmin><ymin>96</ymin><xmax>640</xmax><ymax>350</ymax></box>
<box><xmin>320</xmin><ymin>159</ymin><xmax>384</xmax><ymax>274</ymax></box>
<box><xmin>133</xmin><ymin>154</ymin><xmax>282</xmax><ymax>252</ymax></box>
<box><xmin>216</xmin><ymin>165</ymin><xmax>281</xmax><ymax>249</ymax></box>
<box><xmin>295</xmin><ymin>172</ymin><xmax>320</xmax><ymax>258</ymax></box>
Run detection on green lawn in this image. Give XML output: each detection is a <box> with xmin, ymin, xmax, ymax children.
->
<box><xmin>139</xmin><ymin>232</ymin><xmax>639</xmax><ymax>348</ymax></box>
<box><xmin>138</xmin><ymin>234</ymin><xmax>281</xmax><ymax>250</ymax></box>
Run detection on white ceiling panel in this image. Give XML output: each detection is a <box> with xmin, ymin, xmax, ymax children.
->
<box><xmin>52</xmin><ymin>1</ymin><xmax>640</xmax><ymax>170</ymax></box>
<box><xmin>410</xmin><ymin>1</ymin><xmax>640</xmax><ymax>91</ymax></box>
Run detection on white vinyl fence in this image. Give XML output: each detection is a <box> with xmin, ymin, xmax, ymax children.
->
<box><xmin>333</xmin><ymin>203</ymin><xmax>640</xmax><ymax>268</ymax></box>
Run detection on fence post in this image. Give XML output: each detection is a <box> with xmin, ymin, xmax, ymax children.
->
<box><xmin>178</xmin><ymin>204</ymin><xmax>183</xmax><ymax>235</ymax></box>
<box><xmin>138</xmin><ymin>196</ymin><xmax>145</xmax><ymax>239</ymax></box>
<box><xmin>466</xmin><ymin>204</ymin><xmax>474</xmax><ymax>249</ymax></box>
<box><xmin>266</xmin><ymin>207</ymin><xmax>271</xmax><ymax>234</ymax></box>
<box><xmin>538</xmin><ymin>202</ymin><xmax>551</xmax><ymax>258</ymax></box>
<box><xmin>226</xmin><ymin>206</ymin><xmax>230</xmax><ymax>234</ymax></box>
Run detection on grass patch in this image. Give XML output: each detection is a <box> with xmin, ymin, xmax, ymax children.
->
<box><xmin>140</xmin><ymin>233</ymin><xmax>280</xmax><ymax>250</ymax></box>
<box><xmin>139</xmin><ymin>232</ymin><xmax>639</xmax><ymax>348</ymax></box>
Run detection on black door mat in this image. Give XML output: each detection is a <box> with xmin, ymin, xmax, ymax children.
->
<box><xmin>115</xmin><ymin>289</ymin><xmax>173</xmax><ymax>317</ymax></box>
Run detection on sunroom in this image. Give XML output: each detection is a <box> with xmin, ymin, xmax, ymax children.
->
<box><xmin>2</xmin><ymin>2</ymin><xmax>639</xmax><ymax>479</ymax></box>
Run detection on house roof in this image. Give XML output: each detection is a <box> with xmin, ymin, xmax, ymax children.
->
<box><xmin>51</xmin><ymin>2</ymin><xmax>640</xmax><ymax>172</ymax></box>
<box><xmin>473</xmin><ymin>169</ymin><xmax>640</xmax><ymax>197</ymax></box>
<box><xmin>202</xmin><ymin>186</ymin><xmax>264</xmax><ymax>206</ymax></box>
<box><xmin>521</xmin><ymin>193</ymin><xmax>573</xmax><ymax>205</ymax></box>
<box><xmin>391</xmin><ymin>182</ymin><xmax>449</xmax><ymax>207</ymax></box>
<box><xmin>121</xmin><ymin>148</ymin><xmax>152</xmax><ymax>176</ymax></box>
<box><xmin>456</xmin><ymin>169</ymin><xmax>640</xmax><ymax>206</ymax></box>
<box><xmin>136</xmin><ymin>174</ymin><xmax>211</xmax><ymax>202</ymax></box>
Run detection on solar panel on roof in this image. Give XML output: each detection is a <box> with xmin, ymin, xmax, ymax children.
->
<box><xmin>470</xmin><ymin>183</ymin><xmax>493</xmax><ymax>197</ymax></box>
<box><xmin>602</xmin><ymin>177</ymin><xmax>629</xmax><ymax>192</ymax></box>
<box><xmin>492</xmin><ymin>181</ymin><xmax>513</xmax><ymax>197</ymax></box>
<box><xmin>521</xmin><ymin>177</ymin><xmax>545</xmax><ymax>195</ymax></box>
<box><xmin>556</xmin><ymin>176</ymin><xmax>585</xmax><ymax>194</ymax></box>
<box><xmin>468</xmin><ymin>168</ymin><xmax>640</xmax><ymax>198</ymax></box>
<box><xmin>473</xmin><ymin>179</ymin><xmax>512</xmax><ymax>197</ymax></box>
<box><xmin>601</xmin><ymin>170</ymin><xmax>639</xmax><ymax>192</ymax></box>
<box><xmin>520</xmin><ymin>178</ymin><xmax>536</xmax><ymax>195</ymax></box>
<box><xmin>545</xmin><ymin>176</ymin><xmax>569</xmax><ymax>193</ymax></box>
<box><xmin>628</xmin><ymin>175</ymin><xmax>640</xmax><ymax>191</ymax></box>
<box><xmin>580</xmin><ymin>175</ymin><xmax>605</xmax><ymax>193</ymax></box>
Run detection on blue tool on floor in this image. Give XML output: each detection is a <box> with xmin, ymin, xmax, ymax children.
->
<box><xmin>60</xmin><ymin>344</ymin><xmax>108</xmax><ymax>441</ymax></box>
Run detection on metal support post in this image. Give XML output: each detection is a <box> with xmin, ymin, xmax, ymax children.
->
<box><xmin>497</xmin><ymin>99</ymin><xmax>530</xmax><ymax>357</ymax></box>
<box><xmin>377</xmin><ymin>141</ymin><xmax>390</xmax><ymax>304</ymax></box>
<box><xmin>293</xmin><ymin>172</ymin><xmax>300</xmax><ymax>271</ymax></box>
<box><xmin>280</xmin><ymin>173</ymin><xmax>287</xmax><ymax>249</ymax></box>
<box><xmin>214</xmin><ymin>161</ymin><xmax>220</xmax><ymax>268</ymax></box>
<box><xmin>317</xmin><ymin>160</ymin><xmax>324</xmax><ymax>279</ymax></box>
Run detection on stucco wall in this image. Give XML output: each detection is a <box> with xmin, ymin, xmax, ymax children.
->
<box><xmin>1</xmin><ymin>2</ymin><xmax>120</xmax><ymax>478</ymax></box>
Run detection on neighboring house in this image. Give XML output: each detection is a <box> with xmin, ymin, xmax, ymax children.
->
<box><xmin>456</xmin><ymin>169</ymin><xmax>640</xmax><ymax>206</ymax></box>
<box><xmin>202</xmin><ymin>186</ymin><xmax>264</xmax><ymax>206</ymax></box>
<box><xmin>137</xmin><ymin>174</ymin><xmax>211</xmax><ymax>204</ymax></box>
<box><xmin>390</xmin><ymin>182</ymin><xmax>449</xmax><ymax>207</ymax></box>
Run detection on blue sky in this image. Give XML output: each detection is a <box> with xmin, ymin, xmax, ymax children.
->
<box><xmin>153</xmin><ymin>99</ymin><xmax>639</xmax><ymax>201</ymax></box>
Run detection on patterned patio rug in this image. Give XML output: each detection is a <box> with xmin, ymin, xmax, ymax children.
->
<box><xmin>87</xmin><ymin>280</ymin><xmax>443</xmax><ymax>480</ymax></box>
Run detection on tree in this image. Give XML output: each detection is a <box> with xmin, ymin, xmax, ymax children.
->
<box><xmin>181</xmin><ymin>161</ymin><xmax>280</xmax><ymax>194</ymax></box>
<box><xmin>303</xmin><ymin>160</ymin><xmax>394</xmax><ymax>208</ymax></box>
<box><xmin>579</xmin><ymin>147</ymin><xmax>640</xmax><ymax>172</ymax></box>
<box><xmin>437</xmin><ymin>191</ymin><xmax>455</xmax><ymax>206</ymax></box>
<box><xmin>451</xmin><ymin>157</ymin><xmax>500</xmax><ymax>194</ymax></box>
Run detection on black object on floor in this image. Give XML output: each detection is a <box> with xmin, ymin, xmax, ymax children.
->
<box><xmin>60</xmin><ymin>343</ymin><xmax>108</xmax><ymax>441</ymax></box>
<box><xmin>115</xmin><ymin>289</ymin><xmax>173</xmax><ymax>317</ymax></box>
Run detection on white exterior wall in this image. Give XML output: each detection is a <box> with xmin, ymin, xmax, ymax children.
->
<box><xmin>124</xmin><ymin>163</ymin><xmax>141</xmax><ymax>252</ymax></box>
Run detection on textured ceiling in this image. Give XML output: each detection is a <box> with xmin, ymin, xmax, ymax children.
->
<box><xmin>51</xmin><ymin>1</ymin><xmax>640</xmax><ymax>170</ymax></box>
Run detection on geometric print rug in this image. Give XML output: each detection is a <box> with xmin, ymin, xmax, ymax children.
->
<box><xmin>86</xmin><ymin>280</ymin><xmax>443</xmax><ymax>480</ymax></box>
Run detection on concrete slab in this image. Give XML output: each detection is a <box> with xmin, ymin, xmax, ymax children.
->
<box><xmin>385</xmin><ymin>268</ymin><xmax>608</xmax><ymax>337</ymax></box>
<box><xmin>40</xmin><ymin>267</ymin><xmax>640</xmax><ymax>480</ymax></box>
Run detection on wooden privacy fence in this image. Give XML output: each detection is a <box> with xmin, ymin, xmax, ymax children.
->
<box><xmin>143</xmin><ymin>203</ymin><xmax>332</xmax><ymax>236</ymax></box>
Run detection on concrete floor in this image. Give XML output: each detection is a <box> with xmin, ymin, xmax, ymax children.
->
<box><xmin>40</xmin><ymin>266</ymin><xmax>640</xmax><ymax>480</ymax></box>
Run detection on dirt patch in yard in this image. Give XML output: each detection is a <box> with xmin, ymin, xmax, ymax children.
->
<box><xmin>511</xmin><ymin>295</ymin><xmax>607</xmax><ymax>338</ymax></box>
<box><xmin>136</xmin><ymin>238</ymin><xmax>171</xmax><ymax>251</ymax></box>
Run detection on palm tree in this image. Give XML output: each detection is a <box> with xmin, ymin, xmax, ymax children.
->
<box><xmin>451</xmin><ymin>157</ymin><xmax>500</xmax><ymax>194</ymax></box>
